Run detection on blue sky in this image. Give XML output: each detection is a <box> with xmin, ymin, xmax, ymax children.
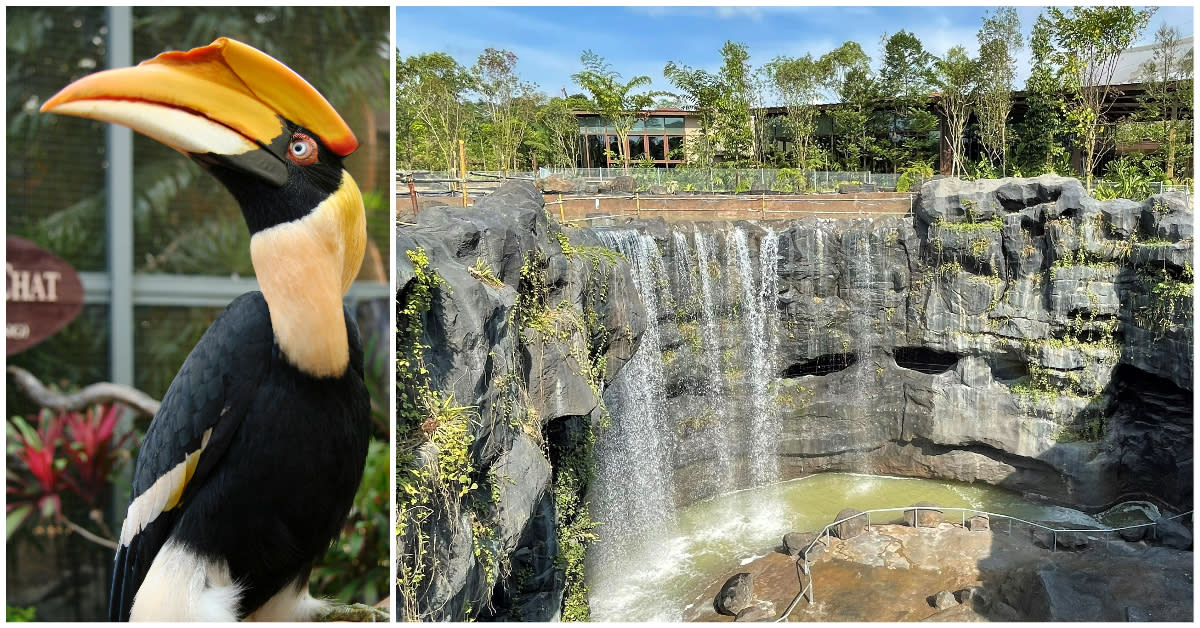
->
<box><xmin>396</xmin><ymin>4</ymin><xmax>1194</xmax><ymax>102</ymax></box>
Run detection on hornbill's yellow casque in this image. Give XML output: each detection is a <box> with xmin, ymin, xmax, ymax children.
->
<box><xmin>41</xmin><ymin>38</ymin><xmax>370</xmax><ymax>621</ymax></box>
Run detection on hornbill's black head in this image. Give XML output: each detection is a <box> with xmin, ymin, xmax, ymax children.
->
<box><xmin>42</xmin><ymin>38</ymin><xmax>366</xmax><ymax>378</ymax></box>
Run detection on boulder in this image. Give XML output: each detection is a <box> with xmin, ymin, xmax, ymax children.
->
<box><xmin>905</xmin><ymin>502</ymin><xmax>942</xmax><ymax>528</ymax></box>
<box><xmin>967</xmin><ymin>514</ymin><xmax>990</xmax><ymax>532</ymax></box>
<box><xmin>1032</xmin><ymin>528</ymin><xmax>1089</xmax><ymax>551</ymax></box>
<box><xmin>783</xmin><ymin>531</ymin><xmax>819</xmax><ymax>556</ymax></box>
<box><xmin>734</xmin><ymin>600</ymin><xmax>776</xmax><ymax>622</ymax></box>
<box><xmin>833</xmin><ymin>508</ymin><xmax>867</xmax><ymax>539</ymax></box>
<box><xmin>647</xmin><ymin>184</ymin><xmax>670</xmax><ymax>195</ymax></box>
<box><xmin>956</xmin><ymin>586</ymin><xmax>990</xmax><ymax>609</ymax></box>
<box><xmin>609</xmin><ymin>175</ymin><xmax>637</xmax><ymax>193</ymax></box>
<box><xmin>714</xmin><ymin>572</ymin><xmax>755</xmax><ymax>616</ymax></box>
<box><xmin>537</xmin><ymin>175</ymin><xmax>575</xmax><ymax>194</ymax></box>
<box><xmin>1153</xmin><ymin>517</ymin><xmax>1192</xmax><ymax>550</ymax></box>
<box><xmin>932</xmin><ymin>590</ymin><xmax>959</xmax><ymax>610</ymax></box>
<box><xmin>1117</xmin><ymin>525</ymin><xmax>1148</xmax><ymax>542</ymax></box>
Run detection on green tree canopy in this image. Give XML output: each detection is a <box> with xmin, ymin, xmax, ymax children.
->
<box><xmin>572</xmin><ymin>50</ymin><xmax>659</xmax><ymax>169</ymax></box>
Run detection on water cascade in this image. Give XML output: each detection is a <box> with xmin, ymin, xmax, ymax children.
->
<box><xmin>592</xmin><ymin>229</ymin><xmax>676</xmax><ymax>555</ymax></box>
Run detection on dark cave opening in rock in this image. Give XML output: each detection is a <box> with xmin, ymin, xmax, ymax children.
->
<box><xmin>782</xmin><ymin>353</ymin><xmax>857</xmax><ymax>377</ymax></box>
<box><xmin>893</xmin><ymin>347</ymin><xmax>960</xmax><ymax>374</ymax></box>
<box><xmin>988</xmin><ymin>353</ymin><xmax>1029</xmax><ymax>382</ymax></box>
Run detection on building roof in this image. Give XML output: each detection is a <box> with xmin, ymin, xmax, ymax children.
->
<box><xmin>1105</xmin><ymin>36</ymin><xmax>1193</xmax><ymax>86</ymax></box>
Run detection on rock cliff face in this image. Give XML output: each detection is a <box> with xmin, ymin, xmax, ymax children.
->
<box><xmin>607</xmin><ymin>175</ymin><xmax>1192</xmax><ymax>511</ymax></box>
<box><xmin>394</xmin><ymin>182</ymin><xmax>646</xmax><ymax>620</ymax></box>
<box><xmin>397</xmin><ymin>177</ymin><xmax>1192</xmax><ymax>621</ymax></box>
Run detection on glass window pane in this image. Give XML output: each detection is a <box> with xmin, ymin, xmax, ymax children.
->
<box><xmin>628</xmin><ymin>135</ymin><xmax>645</xmax><ymax>159</ymax></box>
<box><xmin>645</xmin><ymin>116</ymin><xmax>665</xmax><ymax>131</ymax></box>
<box><xmin>668</xmin><ymin>136</ymin><xmax>684</xmax><ymax>160</ymax></box>
<box><xmin>588</xmin><ymin>135</ymin><xmax>605</xmax><ymax>168</ymax></box>
<box><xmin>649</xmin><ymin>136</ymin><xmax>665</xmax><ymax>161</ymax></box>
<box><xmin>665</xmin><ymin>116</ymin><xmax>685</xmax><ymax>132</ymax></box>
<box><xmin>631</xmin><ymin>119</ymin><xmax>644</xmax><ymax>133</ymax></box>
<box><xmin>608</xmin><ymin>135</ymin><xmax>621</xmax><ymax>162</ymax></box>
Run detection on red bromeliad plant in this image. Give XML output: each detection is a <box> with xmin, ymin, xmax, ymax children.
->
<box><xmin>6</xmin><ymin>409</ymin><xmax>69</xmax><ymax>530</ymax></box>
<box><xmin>60</xmin><ymin>404</ymin><xmax>134</xmax><ymax>508</ymax></box>
<box><xmin>6</xmin><ymin>404</ymin><xmax>135</xmax><ymax>544</ymax></box>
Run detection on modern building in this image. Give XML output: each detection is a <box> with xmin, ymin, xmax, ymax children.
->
<box><xmin>572</xmin><ymin>37</ymin><xmax>1193</xmax><ymax>177</ymax></box>
<box><xmin>573</xmin><ymin>109</ymin><xmax>702</xmax><ymax>168</ymax></box>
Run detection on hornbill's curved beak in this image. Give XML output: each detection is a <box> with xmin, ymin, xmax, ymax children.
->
<box><xmin>39</xmin><ymin>37</ymin><xmax>357</xmax><ymax>187</ymax></box>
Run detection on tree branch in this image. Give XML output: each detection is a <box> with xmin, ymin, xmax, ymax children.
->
<box><xmin>7</xmin><ymin>366</ymin><xmax>160</xmax><ymax>417</ymax></box>
<box><xmin>60</xmin><ymin>514</ymin><xmax>119</xmax><ymax>551</ymax></box>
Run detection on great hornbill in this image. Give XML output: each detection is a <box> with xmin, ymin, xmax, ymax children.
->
<box><xmin>41</xmin><ymin>38</ymin><xmax>372</xmax><ymax>621</ymax></box>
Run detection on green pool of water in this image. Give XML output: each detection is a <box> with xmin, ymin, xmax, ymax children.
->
<box><xmin>586</xmin><ymin>472</ymin><xmax>1102</xmax><ymax>622</ymax></box>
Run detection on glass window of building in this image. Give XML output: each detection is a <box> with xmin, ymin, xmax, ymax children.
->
<box><xmin>628</xmin><ymin>135</ymin><xmax>645</xmax><ymax>159</ymax></box>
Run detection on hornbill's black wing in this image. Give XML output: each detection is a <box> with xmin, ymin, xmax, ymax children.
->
<box><xmin>109</xmin><ymin>292</ymin><xmax>274</xmax><ymax>621</ymax></box>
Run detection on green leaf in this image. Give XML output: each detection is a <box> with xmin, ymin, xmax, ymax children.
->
<box><xmin>6</xmin><ymin>506</ymin><xmax>32</xmax><ymax>540</ymax></box>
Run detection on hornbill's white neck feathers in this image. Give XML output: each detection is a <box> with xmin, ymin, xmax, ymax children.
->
<box><xmin>41</xmin><ymin>37</ymin><xmax>366</xmax><ymax>377</ymax></box>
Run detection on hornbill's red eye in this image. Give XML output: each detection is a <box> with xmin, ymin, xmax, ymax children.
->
<box><xmin>288</xmin><ymin>133</ymin><xmax>318</xmax><ymax>165</ymax></box>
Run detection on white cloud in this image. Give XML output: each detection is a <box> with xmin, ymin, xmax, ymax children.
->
<box><xmin>714</xmin><ymin>6</ymin><xmax>764</xmax><ymax>21</ymax></box>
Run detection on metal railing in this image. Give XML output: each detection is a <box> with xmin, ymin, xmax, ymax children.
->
<box><xmin>398</xmin><ymin>168</ymin><xmax>902</xmax><ymax>195</ymax></box>
<box><xmin>775</xmin><ymin>505</ymin><xmax>1193</xmax><ymax>622</ymax></box>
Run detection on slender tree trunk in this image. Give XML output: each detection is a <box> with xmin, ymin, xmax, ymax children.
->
<box><xmin>1166</xmin><ymin>107</ymin><xmax>1177</xmax><ymax>181</ymax></box>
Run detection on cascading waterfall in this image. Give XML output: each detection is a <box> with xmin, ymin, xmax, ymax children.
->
<box><xmin>730</xmin><ymin>228</ymin><xmax>779</xmax><ymax>488</ymax></box>
<box><xmin>750</xmin><ymin>228</ymin><xmax>780</xmax><ymax>487</ymax></box>
<box><xmin>590</xmin><ymin>224</ymin><xmax>784</xmax><ymax>620</ymax></box>
<box><xmin>592</xmin><ymin>229</ymin><xmax>676</xmax><ymax>553</ymax></box>
<box><xmin>692</xmin><ymin>231</ymin><xmax>732</xmax><ymax>495</ymax></box>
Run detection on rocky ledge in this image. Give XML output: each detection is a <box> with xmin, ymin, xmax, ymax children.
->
<box><xmin>693</xmin><ymin>518</ymin><xmax>1193</xmax><ymax>622</ymax></box>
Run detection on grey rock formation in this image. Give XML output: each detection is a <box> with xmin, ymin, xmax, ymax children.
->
<box><xmin>905</xmin><ymin>502</ymin><xmax>943</xmax><ymax>527</ymax></box>
<box><xmin>1153</xmin><ymin>516</ymin><xmax>1192</xmax><ymax>550</ymax></box>
<box><xmin>396</xmin><ymin>181</ymin><xmax>646</xmax><ymax>621</ymax></box>
<box><xmin>784</xmin><ymin>531</ymin><xmax>819</xmax><ymax>556</ymax></box>
<box><xmin>932</xmin><ymin>590</ymin><xmax>958</xmax><ymax>610</ymax></box>
<box><xmin>610</xmin><ymin>175</ymin><xmax>1192</xmax><ymax>511</ymax></box>
<box><xmin>609</xmin><ymin>175</ymin><xmax>637</xmax><ymax>193</ymax></box>
<box><xmin>537</xmin><ymin>175</ymin><xmax>575</xmax><ymax>194</ymax></box>
<box><xmin>715</xmin><ymin>572</ymin><xmax>755</xmax><ymax>616</ymax></box>
<box><xmin>833</xmin><ymin>508</ymin><xmax>867</xmax><ymax>539</ymax></box>
<box><xmin>734</xmin><ymin>600</ymin><xmax>777</xmax><ymax>622</ymax></box>
<box><xmin>997</xmin><ymin>546</ymin><xmax>1193</xmax><ymax>621</ymax></box>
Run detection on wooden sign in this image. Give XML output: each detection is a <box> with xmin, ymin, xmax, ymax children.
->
<box><xmin>6</xmin><ymin>236</ymin><xmax>85</xmax><ymax>355</ymax></box>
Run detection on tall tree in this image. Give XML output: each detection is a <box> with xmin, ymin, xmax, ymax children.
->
<box><xmin>1013</xmin><ymin>14</ymin><xmax>1068</xmax><ymax>175</ymax></box>
<box><xmin>663</xmin><ymin>59</ymin><xmax>723</xmax><ymax>166</ymax></box>
<box><xmin>536</xmin><ymin>95</ymin><xmax>586</xmax><ymax>168</ymax></box>
<box><xmin>833</xmin><ymin>65</ymin><xmax>882</xmax><ymax>172</ymax></box>
<box><xmin>975</xmin><ymin>7</ymin><xmax>1022</xmax><ymax>174</ymax></box>
<box><xmin>1046</xmin><ymin>6</ymin><xmax>1155</xmax><ymax>185</ymax></box>
<box><xmin>716</xmin><ymin>41</ymin><xmax>756</xmax><ymax>165</ymax></box>
<box><xmin>930</xmin><ymin>46</ymin><xmax>977</xmax><ymax>176</ymax></box>
<box><xmin>878</xmin><ymin>30</ymin><xmax>938</xmax><ymax>172</ymax></box>
<box><xmin>397</xmin><ymin>52</ymin><xmax>475</xmax><ymax>171</ymax></box>
<box><xmin>572</xmin><ymin>50</ymin><xmax>659</xmax><ymax>170</ymax></box>
<box><xmin>822</xmin><ymin>42</ymin><xmax>875</xmax><ymax>171</ymax></box>
<box><xmin>472</xmin><ymin>48</ymin><xmax>536</xmax><ymax>172</ymax></box>
<box><xmin>1136</xmin><ymin>24</ymin><xmax>1193</xmax><ymax>181</ymax></box>
<box><xmin>766</xmin><ymin>54</ymin><xmax>829</xmax><ymax>171</ymax></box>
